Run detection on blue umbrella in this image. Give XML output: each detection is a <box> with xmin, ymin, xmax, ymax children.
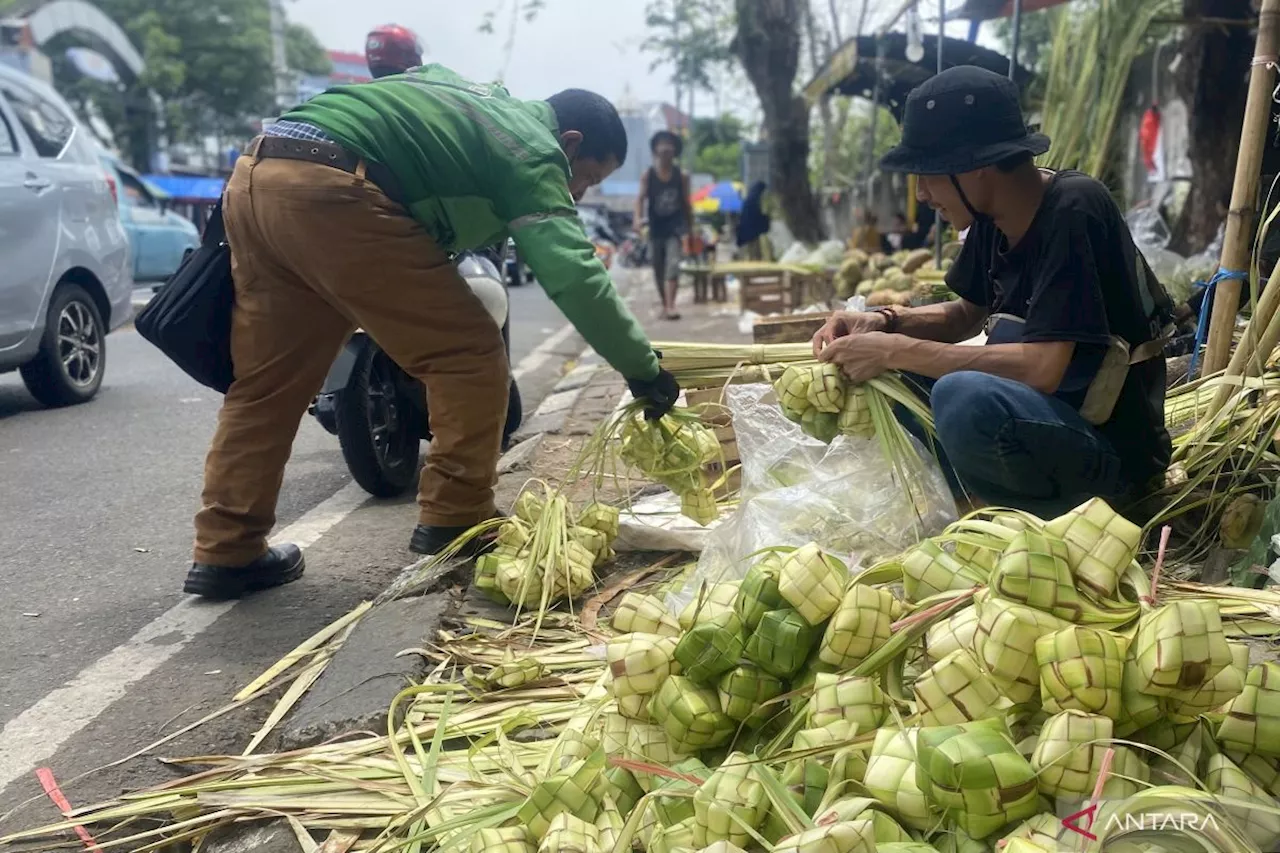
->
<box><xmin>692</xmin><ymin>181</ymin><xmax>745</xmax><ymax>214</ymax></box>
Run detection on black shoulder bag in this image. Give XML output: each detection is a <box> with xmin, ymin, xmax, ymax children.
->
<box><xmin>135</xmin><ymin>201</ymin><xmax>235</xmax><ymax>393</ymax></box>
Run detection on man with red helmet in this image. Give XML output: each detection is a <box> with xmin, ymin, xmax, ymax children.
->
<box><xmin>365</xmin><ymin>24</ymin><xmax>422</xmax><ymax>79</ymax></box>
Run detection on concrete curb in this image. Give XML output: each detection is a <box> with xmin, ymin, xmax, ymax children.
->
<box><xmin>268</xmin><ymin>349</ymin><xmax>609</xmax><ymax>753</ymax></box>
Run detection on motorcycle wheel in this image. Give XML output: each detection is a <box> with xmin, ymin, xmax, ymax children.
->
<box><xmin>334</xmin><ymin>343</ymin><xmax>422</xmax><ymax>498</ymax></box>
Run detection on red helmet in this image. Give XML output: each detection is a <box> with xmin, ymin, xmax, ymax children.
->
<box><xmin>365</xmin><ymin>24</ymin><xmax>423</xmax><ymax>78</ymax></box>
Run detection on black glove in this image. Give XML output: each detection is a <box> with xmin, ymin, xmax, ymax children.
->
<box><xmin>628</xmin><ymin>368</ymin><xmax>680</xmax><ymax>421</ymax></box>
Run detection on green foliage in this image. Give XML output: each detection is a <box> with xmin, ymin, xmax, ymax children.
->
<box><xmin>991</xmin><ymin>9</ymin><xmax>1057</xmax><ymax>76</ymax></box>
<box><xmin>286</xmin><ymin>23</ymin><xmax>332</xmax><ymax>77</ymax></box>
<box><xmin>697</xmin><ymin>142</ymin><xmax>742</xmax><ymax>180</ymax></box>
<box><xmin>814</xmin><ymin>103</ymin><xmax>901</xmax><ymax>188</ymax></box>
<box><xmin>48</xmin><ymin>0</ymin><xmax>329</xmax><ymax>167</ymax></box>
<box><xmin>642</xmin><ymin>0</ymin><xmax>735</xmax><ymax>95</ymax></box>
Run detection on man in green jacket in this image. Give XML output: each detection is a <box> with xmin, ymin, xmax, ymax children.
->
<box><xmin>185</xmin><ymin>64</ymin><xmax>679</xmax><ymax>599</ymax></box>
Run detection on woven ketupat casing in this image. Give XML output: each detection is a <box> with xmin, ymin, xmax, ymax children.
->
<box><xmin>611</xmin><ymin>592</ymin><xmax>681</xmax><ymax>637</ymax></box>
<box><xmin>902</xmin><ymin>539</ymin><xmax>984</xmax><ymax>602</ymax></box>
<box><xmin>1219</xmin><ymin>661</ymin><xmax>1280</xmax><ymax>757</ymax></box>
<box><xmin>1035</xmin><ymin>625</ymin><xmax>1125</xmax><ymax>719</ymax></box>
<box><xmin>606</xmin><ymin>632</ymin><xmax>679</xmax><ymax>699</ymax></box>
<box><xmin>917</xmin><ymin>718</ymin><xmax>1040</xmax><ymax>839</ymax></box>
<box><xmin>914</xmin><ymin>648</ymin><xmax>1008</xmax><ymax>727</ymax></box>
<box><xmin>649</xmin><ymin>675</ymin><xmax>735</xmax><ymax>754</ymax></box>
<box><xmin>1044</xmin><ymin>497</ymin><xmax>1140</xmax><ymax>599</ymax></box>
<box><xmin>779</xmin><ymin>543</ymin><xmax>848</xmax><ymax>625</ymax></box>
<box><xmin>469</xmin><ymin>826</ymin><xmax>535</xmax><ymax>853</ymax></box>
<box><xmin>735</xmin><ymin>553</ymin><xmax>787</xmax><ymax>631</ymax></box>
<box><xmin>990</xmin><ymin>530</ymin><xmax>1082</xmax><ymax>622</ymax></box>
<box><xmin>808</xmin><ymin>672</ymin><xmax>888</xmax><ymax>731</ymax></box>
<box><xmin>1168</xmin><ymin>640</ymin><xmax>1248</xmax><ymax>717</ymax></box>
<box><xmin>1205</xmin><ymin>753</ymin><xmax>1280</xmax><ymax>849</ymax></box>
<box><xmin>674</xmin><ymin>610</ymin><xmax>746</xmax><ymax>683</ymax></box>
<box><xmin>924</xmin><ymin>604</ymin><xmax>981</xmax><ymax>662</ymax></box>
<box><xmin>537</xmin><ymin>813</ymin><xmax>599</xmax><ymax>853</ymax></box>
<box><xmin>625</xmin><ymin>721</ymin><xmax>679</xmax><ymax>791</ymax></box>
<box><xmin>863</xmin><ymin>727</ymin><xmax>938</xmax><ymax>830</ymax></box>
<box><xmin>717</xmin><ymin>664</ymin><xmax>785</xmax><ymax>726</ymax></box>
<box><xmin>692</xmin><ymin>752</ymin><xmax>769</xmax><ymax>848</ymax></box>
<box><xmin>771</xmin><ymin>821</ymin><xmax>877</xmax><ymax>853</ymax></box>
<box><xmin>819</xmin><ymin>583</ymin><xmax>896</xmax><ymax>669</ymax></box>
<box><xmin>1131</xmin><ymin>599</ymin><xmax>1232</xmax><ymax>697</ymax></box>
<box><xmin>680</xmin><ymin>581</ymin><xmax>740</xmax><ymax>630</ymax></box>
<box><xmin>1030</xmin><ymin>710</ymin><xmax>1112</xmax><ymax>797</ymax></box>
<box><xmin>516</xmin><ymin>756</ymin><xmax>601</xmax><ymax>840</ymax></box>
<box><xmin>972</xmin><ymin>594</ymin><xmax>1071</xmax><ymax>705</ymax></box>
<box><xmin>744</xmin><ymin>607</ymin><xmax>818</xmax><ymax>678</ymax></box>
<box><xmin>806</xmin><ymin>362</ymin><xmax>846</xmax><ymax>413</ymax></box>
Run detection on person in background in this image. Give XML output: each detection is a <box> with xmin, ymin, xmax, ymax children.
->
<box><xmin>882</xmin><ymin>212</ymin><xmax>909</xmax><ymax>253</ymax></box>
<box><xmin>736</xmin><ymin>181</ymin><xmax>770</xmax><ymax>260</ymax></box>
<box><xmin>365</xmin><ymin>24</ymin><xmax>423</xmax><ymax>79</ymax></box>
<box><xmin>183</xmin><ymin>65</ymin><xmax>680</xmax><ymax>599</ymax></box>
<box><xmin>851</xmin><ymin>209</ymin><xmax>881</xmax><ymax>254</ymax></box>
<box><xmin>635</xmin><ymin>130</ymin><xmax>693</xmax><ymax>320</ymax></box>
<box><xmin>812</xmin><ymin>66</ymin><xmax>1173</xmax><ymax>518</ymax></box>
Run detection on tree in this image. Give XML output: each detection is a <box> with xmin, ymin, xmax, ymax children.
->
<box><xmin>692</xmin><ymin>114</ymin><xmax>744</xmax><ymax>179</ymax></box>
<box><xmin>286</xmin><ymin>23</ymin><xmax>333</xmax><ymax>77</ymax></box>
<box><xmin>50</xmin><ymin>0</ymin><xmax>330</xmax><ymax>169</ymax></box>
<box><xmin>734</xmin><ymin>0</ymin><xmax>825</xmax><ymax>242</ymax></box>
<box><xmin>1171</xmin><ymin>0</ymin><xmax>1252</xmax><ymax>253</ymax></box>
<box><xmin>990</xmin><ymin>8</ymin><xmax>1057</xmax><ymax>76</ymax></box>
<box><xmin>817</xmin><ymin>103</ymin><xmax>900</xmax><ymax>188</ymax></box>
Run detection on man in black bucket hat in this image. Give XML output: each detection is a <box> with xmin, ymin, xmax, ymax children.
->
<box><xmin>813</xmin><ymin>66</ymin><xmax>1174</xmax><ymax>518</ymax></box>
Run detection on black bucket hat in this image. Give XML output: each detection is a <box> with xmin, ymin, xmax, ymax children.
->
<box><xmin>880</xmin><ymin>65</ymin><xmax>1049</xmax><ymax>176</ymax></box>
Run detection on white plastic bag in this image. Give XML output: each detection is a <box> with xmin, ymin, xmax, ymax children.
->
<box><xmin>664</xmin><ymin>383</ymin><xmax>957</xmax><ymax>612</ymax></box>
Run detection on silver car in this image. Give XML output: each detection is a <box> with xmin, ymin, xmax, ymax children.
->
<box><xmin>0</xmin><ymin>65</ymin><xmax>132</xmax><ymax>406</ymax></box>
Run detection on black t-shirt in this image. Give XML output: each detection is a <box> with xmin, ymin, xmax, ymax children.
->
<box><xmin>944</xmin><ymin>170</ymin><xmax>1172</xmax><ymax>488</ymax></box>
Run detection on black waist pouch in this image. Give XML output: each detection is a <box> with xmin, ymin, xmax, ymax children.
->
<box><xmin>135</xmin><ymin>201</ymin><xmax>234</xmax><ymax>393</ymax></box>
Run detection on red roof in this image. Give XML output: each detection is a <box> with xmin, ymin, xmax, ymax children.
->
<box><xmin>328</xmin><ymin>50</ymin><xmax>366</xmax><ymax>65</ymax></box>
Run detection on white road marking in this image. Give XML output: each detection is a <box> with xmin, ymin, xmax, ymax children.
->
<box><xmin>512</xmin><ymin>323</ymin><xmax>576</xmax><ymax>381</ymax></box>
<box><xmin>0</xmin><ymin>480</ymin><xmax>369</xmax><ymax>793</ymax></box>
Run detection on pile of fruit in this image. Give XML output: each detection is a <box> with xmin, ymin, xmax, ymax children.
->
<box><xmin>473</xmin><ymin>490</ymin><xmax>621</xmax><ymax>609</ymax></box>
<box><xmin>496</xmin><ymin>496</ymin><xmax>1280</xmax><ymax>852</ymax></box>
<box><xmin>834</xmin><ymin>247</ymin><xmax>960</xmax><ymax>308</ymax></box>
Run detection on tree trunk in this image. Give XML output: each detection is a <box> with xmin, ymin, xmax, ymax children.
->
<box><xmin>1171</xmin><ymin>0</ymin><xmax>1253</xmax><ymax>253</ymax></box>
<box><xmin>735</xmin><ymin>0</ymin><xmax>826</xmax><ymax>242</ymax></box>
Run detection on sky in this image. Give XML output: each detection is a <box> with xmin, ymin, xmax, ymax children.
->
<box><xmin>288</xmin><ymin>0</ymin><xmax>676</xmax><ymax>106</ymax></box>
<box><xmin>286</xmin><ymin>0</ymin><xmax>995</xmax><ymax>117</ymax></box>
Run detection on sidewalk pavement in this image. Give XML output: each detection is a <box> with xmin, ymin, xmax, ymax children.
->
<box><xmin>258</xmin><ymin>267</ymin><xmax>750</xmax><ymax>762</ymax></box>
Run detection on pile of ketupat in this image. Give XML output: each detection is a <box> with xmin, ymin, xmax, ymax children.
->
<box><xmin>11</xmin><ymin>497</ymin><xmax>1280</xmax><ymax>852</ymax></box>
<box><xmin>606</xmin><ymin>401</ymin><xmax>726</xmax><ymax>526</ymax></box>
<box><xmin>472</xmin><ymin>484</ymin><xmax>622</xmax><ymax>611</ymax></box>
<box><xmin>577</xmin><ymin>496</ymin><xmax>1280</xmax><ymax>853</ymax></box>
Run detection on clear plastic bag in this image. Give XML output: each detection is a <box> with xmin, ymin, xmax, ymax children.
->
<box><xmin>664</xmin><ymin>382</ymin><xmax>957</xmax><ymax>612</ymax></box>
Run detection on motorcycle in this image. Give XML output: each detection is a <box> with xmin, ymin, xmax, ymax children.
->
<box><xmin>308</xmin><ymin>251</ymin><xmax>523</xmax><ymax>498</ymax></box>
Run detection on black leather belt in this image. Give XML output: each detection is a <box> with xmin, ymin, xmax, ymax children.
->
<box><xmin>254</xmin><ymin>136</ymin><xmax>405</xmax><ymax>205</ymax></box>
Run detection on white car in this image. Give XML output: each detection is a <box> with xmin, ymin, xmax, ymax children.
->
<box><xmin>0</xmin><ymin>65</ymin><xmax>132</xmax><ymax>406</ymax></box>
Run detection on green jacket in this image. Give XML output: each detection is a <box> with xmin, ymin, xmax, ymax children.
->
<box><xmin>285</xmin><ymin>64</ymin><xmax>658</xmax><ymax>380</ymax></box>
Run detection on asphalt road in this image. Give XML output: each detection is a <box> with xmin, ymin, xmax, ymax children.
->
<box><xmin>0</xmin><ymin>279</ymin><xmax>581</xmax><ymax>826</ymax></box>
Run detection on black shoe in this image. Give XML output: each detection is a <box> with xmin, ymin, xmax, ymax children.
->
<box><xmin>184</xmin><ymin>544</ymin><xmax>305</xmax><ymax>599</ymax></box>
<box><xmin>409</xmin><ymin>524</ymin><xmax>498</xmax><ymax>557</ymax></box>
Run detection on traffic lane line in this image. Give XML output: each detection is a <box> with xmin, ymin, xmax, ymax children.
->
<box><xmin>0</xmin><ymin>479</ymin><xmax>368</xmax><ymax>794</ymax></box>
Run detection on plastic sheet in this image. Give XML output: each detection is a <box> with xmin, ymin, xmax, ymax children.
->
<box><xmin>664</xmin><ymin>383</ymin><xmax>957</xmax><ymax>613</ymax></box>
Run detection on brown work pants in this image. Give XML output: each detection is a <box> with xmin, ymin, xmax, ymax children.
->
<box><xmin>193</xmin><ymin>150</ymin><xmax>508</xmax><ymax>566</ymax></box>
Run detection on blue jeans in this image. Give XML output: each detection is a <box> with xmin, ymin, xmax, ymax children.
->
<box><xmin>898</xmin><ymin>371</ymin><xmax>1130</xmax><ymax>518</ymax></box>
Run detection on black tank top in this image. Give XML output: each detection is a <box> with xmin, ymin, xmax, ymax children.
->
<box><xmin>646</xmin><ymin>166</ymin><xmax>686</xmax><ymax>238</ymax></box>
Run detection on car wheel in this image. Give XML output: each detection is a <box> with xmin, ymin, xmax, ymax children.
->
<box><xmin>20</xmin><ymin>283</ymin><xmax>106</xmax><ymax>407</ymax></box>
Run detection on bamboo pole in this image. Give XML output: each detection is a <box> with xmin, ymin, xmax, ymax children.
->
<box><xmin>1209</xmin><ymin>260</ymin><xmax>1280</xmax><ymax>414</ymax></box>
<box><xmin>1201</xmin><ymin>0</ymin><xmax>1280</xmax><ymax>375</ymax></box>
